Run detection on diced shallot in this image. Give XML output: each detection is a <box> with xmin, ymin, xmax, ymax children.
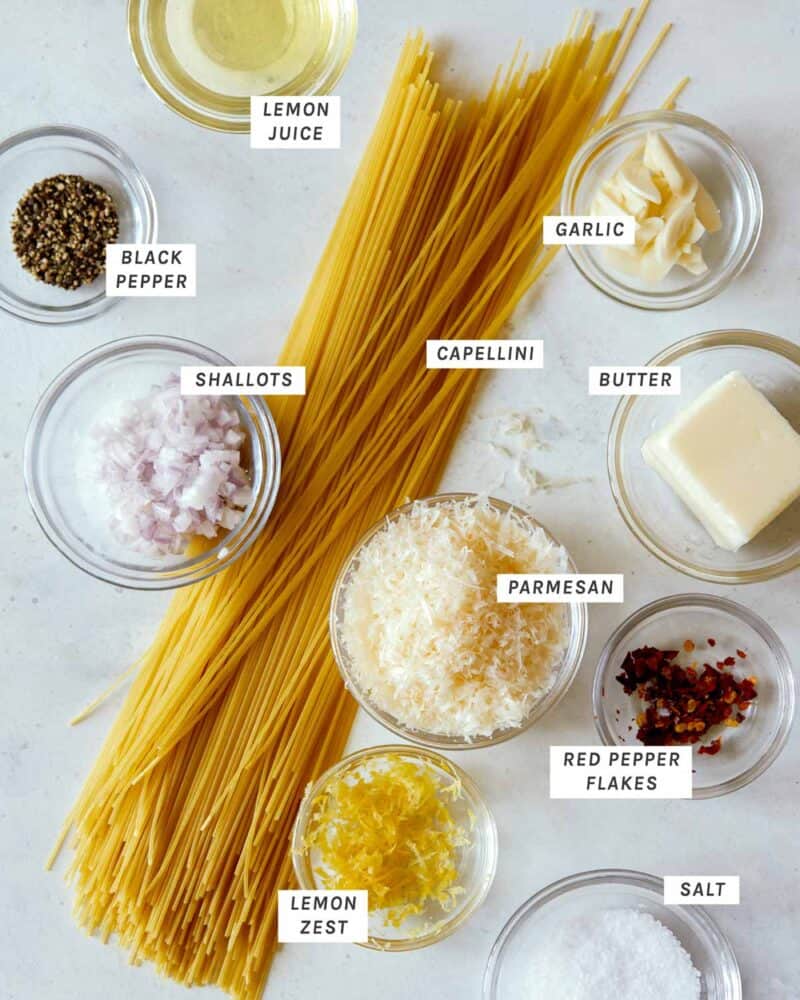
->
<box><xmin>93</xmin><ymin>374</ymin><xmax>252</xmax><ymax>556</ymax></box>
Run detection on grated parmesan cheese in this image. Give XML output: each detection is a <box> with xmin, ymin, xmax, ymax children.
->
<box><xmin>339</xmin><ymin>497</ymin><xmax>570</xmax><ymax>740</ymax></box>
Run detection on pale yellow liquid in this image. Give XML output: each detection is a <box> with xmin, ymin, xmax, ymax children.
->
<box><xmin>192</xmin><ymin>0</ymin><xmax>294</xmax><ymax>70</ymax></box>
<box><xmin>165</xmin><ymin>0</ymin><xmax>336</xmax><ymax>96</ymax></box>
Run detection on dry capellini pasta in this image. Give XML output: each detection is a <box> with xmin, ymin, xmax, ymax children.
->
<box><xmin>302</xmin><ymin>755</ymin><xmax>470</xmax><ymax>928</ymax></box>
<box><xmin>51</xmin><ymin>9</ymin><xmax>686</xmax><ymax>998</ymax></box>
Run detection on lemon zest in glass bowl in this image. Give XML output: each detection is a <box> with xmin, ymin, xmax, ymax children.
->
<box><xmin>303</xmin><ymin>755</ymin><xmax>471</xmax><ymax>928</ymax></box>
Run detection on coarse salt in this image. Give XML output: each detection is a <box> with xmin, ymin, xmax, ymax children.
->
<box><xmin>525</xmin><ymin>908</ymin><xmax>701</xmax><ymax>1000</ymax></box>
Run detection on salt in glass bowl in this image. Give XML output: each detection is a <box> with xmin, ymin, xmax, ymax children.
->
<box><xmin>329</xmin><ymin>493</ymin><xmax>588</xmax><ymax>750</ymax></box>
<box><xmin>483</xmin><ymin>869</ymin><xmax>742</xmax><ymax>1000</ymax></box>
<box><xmin>593</xmin><ymin>594</ymin><xmax>794</xmax><ymax>799</ymax></box>
<box><xmin>23</xmin><ymin>335</ymin><xmax>281</xmax><ymax>590</ymax></box>
<box><xmin>291</xmin><ymin>744</ymin><xmax>498</xmax><ymax>951</ymax></box>
<box><xmin>0</xmin><ymin>124</ymin><xmax>156</xmax><ymax>325</ymax></box>
<box><xmin>561</xmin><ymin>111</ymin><xmax>762</xmax><ymax>310</ymax></box>
<box><xmin>608</xmin><ymin>330</ymin><xmax>800</xmax><ymax>584</ymax></box>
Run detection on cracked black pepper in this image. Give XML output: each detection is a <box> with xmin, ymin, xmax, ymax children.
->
<box><xmin>11</xmin><ymin>173</ymin><xmax>119</xmax><ymax>290</ymax></box>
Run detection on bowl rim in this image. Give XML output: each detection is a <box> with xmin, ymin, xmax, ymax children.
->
<box><xmin>127</xmin><ymin>0</ymin><xmax>359</xmax><ymax>133</ymax></box>
<box><xmin>23</xmin><ymin>334</ymin><xmax>282</xmax><ymax>591</ymax></box>
<box><xmin>291</xmin><ymin>742</ymin><xmax>499</xmax><ymax>951</ymax></box>
<box><xmin>561</xmin><ymin>109</ymin><xmax>763</xmax><ymax>312</ymax></box>
<box><xmin>328</xmin><ymin>492</ymin><xmax>588</xmax><ymax>750</ymax></box>
<box><xmin>0</xmin><ymin>123</ymin><xmax>157</xmax><ymax>325</ymax></box>
<box><xmin>592</xmin><ymin>593</ymin><xmax>795</xmax><ymax>799</ymax></box>
<box><xmin>607</xmin><ymin>329</ymin><xmax>800</xmax><ymax>583</ymax></box>
<box><xmin>483</xmin><ymin>867</ymin><xmax>742</xmax><ymax>1000</ymax></box>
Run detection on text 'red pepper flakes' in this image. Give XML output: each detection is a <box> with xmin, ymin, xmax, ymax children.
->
<box><xmin>615</xmin><ymin>641</ymin><xmax>757</xmax><ymax>754</ymax></box>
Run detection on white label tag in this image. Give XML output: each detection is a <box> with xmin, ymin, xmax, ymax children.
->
<box><xmin>426</xmin><ymin>339</ymin><xmax>544</xmax><ymax>369</ymax></box>
<box><xmin>277</xmin><ymin>891</ymin><xmax>368</xmax><ymax>943</ymax></box>
<box><xmin>250</xmin><ymin>97</ymin><xmax>341</xmax><ymax>149</ymax></box>
<box><xmin>550</xmin><ymin>747</ymin><xmax>693</xmax><ymax>799</ymax></box>
<box><xmin>106</xmin><ymin>244</ymin><xmax>196</xmax><ymax>297</ymax></box>
<box><xmin>664</xmin><ymin>876</ymin><xmax>740</xmax><ymax>906</ymax></box>
<box><xmin>589</xmin><ymin>366</ymin><xmax>681</xmax><ymax>395</ymax></box>
<box><xmin>497</xmin><ymin>574</ymin><xmax>624</xmax><ymax>604</ymax></box>
<box><xmin>543</xmin><ymin>215</ymin><xmax>636</xmax><ymax>245</ymax></box>
<box><xmin>180</xmin><ymin>366</ymin><xmax>306</xmax><ymax>396</ymax></box>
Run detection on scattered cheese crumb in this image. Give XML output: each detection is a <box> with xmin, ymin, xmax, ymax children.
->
<box><xmin>339</xmin><ymin>497</ymin><xmax>570</xmax><ymax>739</ymax></box>
<box><xmin>474</xmin><ymin>408</ymin><xmax>588</xmax><ymax>498</ymax></box>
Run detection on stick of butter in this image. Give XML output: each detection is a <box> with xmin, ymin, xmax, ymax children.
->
<box><xmin>642</xmin><ymin>371</ymin><xmax>800</xmax><ymax>551</ymax></box>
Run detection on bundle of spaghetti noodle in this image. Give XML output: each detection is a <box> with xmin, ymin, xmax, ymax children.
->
<box><xmin>54</xmin><ymin>8</ymin><xmax>684</xmax><ymax>997</ymax></box>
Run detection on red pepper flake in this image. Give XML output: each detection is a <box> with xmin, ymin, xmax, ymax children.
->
<box><xmin>707</xmin><ymin>638</ymin><xmax>716</xmax><ymax>647</ymax></box>
<box><xmin>615</xmin><ymin>642</ymin><xmax>758</xmax><ymax>752</ymax></box>
<box><xmin>737</xmin><ymin>649</ymin><xmax>747</xmax><ymax>659</ymax></box>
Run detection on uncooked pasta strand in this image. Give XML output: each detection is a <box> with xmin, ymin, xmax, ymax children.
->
<box><xmin>53</xmin><ymin>11</ymin><xmax>685</xmax><ymax>998</ymax></box>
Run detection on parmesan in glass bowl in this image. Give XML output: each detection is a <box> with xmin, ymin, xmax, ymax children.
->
<box><xmin>329</xmin><ymin>493</ymin><xmax>587</xmax><ymax>750</ymax></box>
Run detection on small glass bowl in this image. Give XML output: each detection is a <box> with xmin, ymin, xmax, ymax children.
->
<box><xmin>128</xmin><ymin>0</ymin><xmax>358</xmax><ymax>133</ymax></box>
<box><xmin>608</xmin><ymin>330</ymin><xmax>800</xmax><ymax>583</ymax></box>
<box><xmin>561</xmin><ymin>110</ymin><xmax>762</xmax><ymax>310</ymax></box>
<box><xmin>0</xmin><ymin>125</ymin><xmax>156</xmax><ymax>325</ymax></box>
<box><xmin>329</xmin><ymin>493</ymin><xmax>588</xmax><ymax>750</ymax></box>
<box><xmin>23</xmin><ymin>335</ymin><xmax>281</xmax><ymax>590</ymax></box>
<box><xmin>291</xmin><ymin>744</ymin><xmax>498</xmax><ymax>950</ymax></box>
<box><xmin>483</xmin><ymin>869</ymin><xmax>742</xmax><ymax>1000</ymax></box>
<box><xmin>593</xmin><ymin>594</ymin><xmax>794</xmax><ymax>799</ymax></box>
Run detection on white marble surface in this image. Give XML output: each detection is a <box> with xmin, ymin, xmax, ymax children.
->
<box><xmin>2</xmin><ymin>1</ymin><xmax>799</xmax><ymax>998</ymax></box>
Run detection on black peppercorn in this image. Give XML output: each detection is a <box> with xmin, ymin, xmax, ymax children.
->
<box><xmin>11</xmin><ymin>173</ymin><xmax>119</xmax><ymax>290</ymax></box>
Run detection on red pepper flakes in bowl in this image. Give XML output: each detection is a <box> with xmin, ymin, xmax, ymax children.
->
<box><xmin>615</xmin><ymin>640</ymin><xmax>758</xmax><ymax>752</ymax></box>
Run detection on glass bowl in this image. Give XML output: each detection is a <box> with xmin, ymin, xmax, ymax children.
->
<box><xmin>329</xmin><ymin>493</ymin><xmax>588</xmax><ymax>750</ymax></box>
<box><xmin>291</xmin><ymin>744</ymin><xmax>498</xmax><ymax>951</ymax></box>
<box><xmin>0</xmin><ymin>125</ymin><xmax>156</xmax><ymax>325</ymax></box>
<box><xmin>608</xmin><ymin>330</ymin><xmax>800</xmax><ymax>583</ymax></box>
<box><xmin>593</xmin><ymin>594</ymin><xmax>794</xmax><ymax>799</ymax></box>
<box><xmin>483</xmin><ymin>869</ymin><xmax>741</xmax><ymax>1000</ymax></box>
<box><xmin>128</xmin><ymin>0</ymin><xmax>358</xmax><ymax>133</ymax></box>
<box><xmin>23</xmin><ymin>335</ymin><xmax>281</xmax><ymax>590</ymax></box>
<box><xmin>561</xmin><ymin>111</ymin><xmax>762</xmax><ymax>310</ymax></box>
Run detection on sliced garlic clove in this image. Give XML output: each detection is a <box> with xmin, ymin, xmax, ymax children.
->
<box><xmin>618</xmin><ymin>158</ymin><xmax>662</xmax><ymax>202</ymax></box>
<box><xmin>658</xmin><ymin>200</ymin><xmax>697</xmax><ymax>256</ymax></box>
<box><xmin>639</xmin><ymin>243</ymin><xmax>682</xmax><ymax>282</ymax></box>
<box><xmin>653</xmin><ymin>173</ymin><xmax>672</xmax><ymax>203</ymax></box>
<box><xmin>687</xmin><ymin>214</ymin><xmax>706</xmax><ymax>243</ymax></box>
<box><xmin>679</xmin><ymin>247</ymin><xmax>709</xmax><ymax>275</ymax></box>
<box><xmin>618</xmin><ymin>186</ymin><xmax>650</xmax><ymax>220</ymax></box>
<box><xmin>643</xmin><ymin>132</ymin><xmax>683</xmax><ymax>190</ymax></box>
<box><xmin>644</xmin><ymin>131</ymin><xmax>698</xmax><ymax>198</ymax></box>
<box><xmin>591</xmin><ymin>185</ymin><xmax>629</xmax><ymax>216</ymax></box>
<box><xmin>619</xmin><ymin>140</ymin><xmax>647</xmax><ymax>172</ymax></box>
<box><xmin>594</xmin><ymin>130</ymin><xmax>721</xmax><ymax>284</ymax></box>
<box><xmin>694</xmin><ymin>182</ymin><xmax>722</xmax><ymax>233</ymax></box>
<box><xmin>635</xmin><ymin>216</ymin><xmax>665</xmax><ymax>248</ymax></box>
